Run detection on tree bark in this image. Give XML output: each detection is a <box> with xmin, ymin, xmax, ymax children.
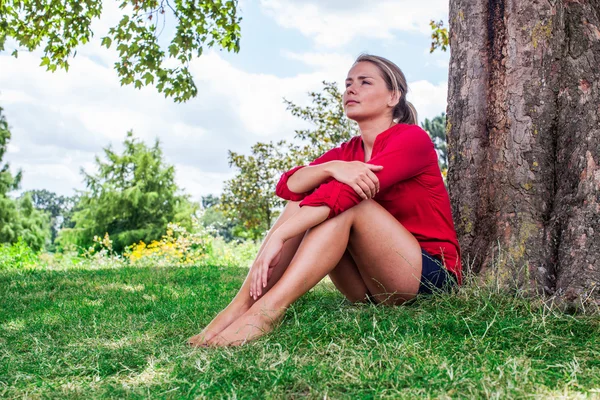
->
<box><xmin>447</xmin><ymin>0</ymin><xmax>600</xmax><ymax>306</ymax></box>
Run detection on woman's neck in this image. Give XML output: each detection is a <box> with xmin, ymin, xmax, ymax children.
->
<box><xmin>358</xmin><ymin>117</ymin><xmax>396</xmax><ymax>152</ymax></box>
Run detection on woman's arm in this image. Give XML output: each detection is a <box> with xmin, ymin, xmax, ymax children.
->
<box><xmin>275</xmin><ymin>205</ymin><xmax>329</xmax><ymax>241</ymax></box>
<box><xmin>285</xmin><ymin>161</ymin><xmax>335</xmax><ymax>193</ymax></box>
<box><xmin>285</xmin><ymin>161</ymin><xmax>384</xmax><ymax>200</ymax></box>
<box><xmin>250</xmin><ymin>205</ymin><xmax>330</xmax><ymax>299</ymax></box>
<box><xmin>300</xmin><ymin>126</ymin><xmax>436</xmax><ymax>218</ymax></box>
<box><xmin>277</xmin><ymin>139</ymin><xmax>382</xmax><ymax>201</ymax></box>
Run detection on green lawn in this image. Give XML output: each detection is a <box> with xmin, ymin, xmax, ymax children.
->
<box><xmin>1</xmin><ymin>264</ymin><xmax>599</xmax><ymax>399</ymax></box>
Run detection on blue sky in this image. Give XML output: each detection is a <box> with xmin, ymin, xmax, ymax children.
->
<box><xmin>0</xmin><ymin>0</ymin><xmax>450</xmax><ymax>201</ymax></box>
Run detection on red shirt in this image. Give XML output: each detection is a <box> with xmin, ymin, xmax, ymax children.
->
<box><xmin>275</xmin><ymin>123</ymin><xmax>462</xmax><ymax>284</ymax></box>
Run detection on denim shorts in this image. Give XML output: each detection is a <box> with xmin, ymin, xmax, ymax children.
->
<box><xmin>419</xmin><ymin>249</ymin><xmax>458</xmax><ymax>294</ymax></box>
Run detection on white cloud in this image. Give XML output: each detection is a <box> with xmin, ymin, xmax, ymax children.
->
<box><xmin>0</xmin><ymin>49</ymin><xmax>346</xmax><ymax>201</ymax></box>
<box><xmin>281</xmin><ymin>51</ymin><xmax>355</xmax><ymax>77</ymax></box>
<box><xmin>188</xmin><ymin>52</ymin><xmax>336</xmax><ymax>139</ymax></box>
<box><xmin>260</xmin><ymin>0</ymin><xmax>448</xmax><ymax>48</ymax></box>
<box><xmin>407</xmin><ymin>80</ymin><xmax>448</xmax><ymax>122</ymax></box>
<box><xmin>174</xmin><ymin>165</ymin><xmax>234</xmax><ymax>198</ymax></box>
<box><xmin>1</xmin><ymin>1</ymin><xmax>448</xmax><ymax>202</ymax></box>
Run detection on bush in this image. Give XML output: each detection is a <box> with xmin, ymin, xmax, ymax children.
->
<box><xmin>1</xmin><ymin>220</ymin><xmax>260</xmax><ymax>271</ymax></box>
<box><xmin>0</xmin><ymin>237</ymin><xmax>39</xmax><ymax>269</ymax></box>
<box><xmin>62</xmin><ymin>132</ymin><xmax>199</xmax><ymax>253</ymax></box>
<box><xmin>125</xmin><ymin>221</ymin><xmax>213</xmax><ymax>267</ymax></box>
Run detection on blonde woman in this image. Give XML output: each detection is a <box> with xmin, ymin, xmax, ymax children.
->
<box><xmin>189</xmin><ymin>54</ymin><xmax>461</xmax><ymax>347</ymax></box>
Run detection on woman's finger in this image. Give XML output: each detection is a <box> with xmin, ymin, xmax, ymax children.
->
<box><xmin>251</xmin><ymin>269</ymin><xmax>256</xmax><ymax>299</ymax></box>
<box><xmin>366</xmin><ymin>170</ymin><xmax>380</xmax><ymax>193</ymax></box>
<box><xmin>357</xmin><ymin>179</ymin><xmax>372</xmax><ymax>196</ymax></box>
<box><xmin>256</xmin><ymin>264</ymin><xmax>262</xmax><ymax>297</ymax></box>
<box><xmin>351</xmin><ymin>184</ymin><xmax>365</xmax><ymax>199</ymax></box>
<box><xmin>262</xmin><ymin>259</ymin><xmax>268</xmax><ymax>288</ymax></box>
<box><xmin>352</xmin><ymin>183</ymin><xmax>368</xmax><ymax>199</ymax></box>
<box><xmin>359</xmin><ymin>178</ymin><xmax>375</xmax><ymax>198</ymax></box>
<box><xmin>249</xmin><ymin>267</ymin><xmax>255</xmax><ymax>298</ymax></box>
<box><xmin>362</xmin><ymin>177</ymin><xmax>376</xmax><ymax>198</ymax></box>
<box><xmin>262</xmin><ymin>260</ymin><xmax>268</xmax><ymax>290</ymax></box>
<box><xmin>367</xmin><ymin>164</ymin><xmax>384</xmax><ymax>171</ymax></box>
<box><xmin>254</xmin><ymin>264</ymin><xmax>260</xmax><ymax>299</ymax></box>
<box><xmin>258</xmin><ymin>262</ymin><xmax>264</xmax><ymax>296</ymax></box>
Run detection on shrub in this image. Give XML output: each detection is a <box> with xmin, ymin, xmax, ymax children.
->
<box><xmin>125</xmin><ymin>221</ymin><xmax>214</xmax><ymax>267</ymax></box>
<box><xmin>2</xmin><ymin>220</ymin><xmax>261</xmax><ymax>271</ymax></box>
<box><xmin>0</xmin><ymin>237</ymin><xmax>39</xmax><ymax>269</ymax></box>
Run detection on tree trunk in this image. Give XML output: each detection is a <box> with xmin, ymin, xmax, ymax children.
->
<box><xmin>447</xmin><ymin>0</ymin><xmax>600</xmax><ymax>306</ymax></box>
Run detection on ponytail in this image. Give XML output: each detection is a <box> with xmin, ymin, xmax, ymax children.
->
<box><xmin>393</xmin><ymin>97</ymin><xmax>418</xmax><ymax>125</ymax></box>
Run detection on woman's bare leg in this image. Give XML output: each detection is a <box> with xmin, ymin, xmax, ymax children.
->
<box><xmin>187</xmin><ymin>200</ymin><xmax>370</xmax><ymax>346</ymax></box>
<box><xmin>209</xmin><ymin>199</ymin><xmax>422</xmax><ymax>346</ymax></box>
<box><xmin>187</xmin><ymin>201</ymin><xmax>305</xmax><ymax>346</ymax></box>
<box><xmin>328</xmin><ymin>250</ymin><xmax>372</xmax><ymax>303</ymax></box>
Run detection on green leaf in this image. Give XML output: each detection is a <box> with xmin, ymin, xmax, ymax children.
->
<box><xmin>2</xmin><ymin>0</ymin><xmax>243</xmax><ymax>102</ymax></box>
<box><xmin>142</xmin><ymin>72</ymin><xmax>154</xmax><ymax>85</ymax></box>
<box><xmin>101</xmin><ymin>36</ymin><xmax>112</xmax><ymax>48</ymax></box>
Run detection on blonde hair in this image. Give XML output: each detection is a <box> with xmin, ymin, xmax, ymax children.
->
<box><xmin>354</xmin><ymin>54</ymin><xmax>418</xmax><ymax>125</ymax></box>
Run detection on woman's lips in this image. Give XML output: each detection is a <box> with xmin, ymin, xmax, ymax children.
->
<box><xmin>345</xmin><ymin>100</ymin><xmax>359</xmax><ymax>105</ymax></box>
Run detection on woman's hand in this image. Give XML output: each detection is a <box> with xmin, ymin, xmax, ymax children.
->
<box><xmin>327</xmin><ymin>161</ymin><xmax>384</xmax><ymax>200</ymax></box>
<box><xmin>250</xmin><ymin>235</ymin><xmax>284</xmax><ymax>300</ymax></box>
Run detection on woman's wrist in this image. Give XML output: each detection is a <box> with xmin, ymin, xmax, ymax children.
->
<box><xmin>273</xmin><ymin>205</ymin><xmax>330</xmax><ymax>243</ymax></box>
<box><xmin>270</xmin><ymin>226</ymin><xmax>288</xmax><ymax>243</ymax></box>
<box><xmin>323</xmin><ymin>161</ymin><xmax>341</xmax><ymax>178</ymax></box>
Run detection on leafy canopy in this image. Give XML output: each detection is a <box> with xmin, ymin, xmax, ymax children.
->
<box><xmin>0</xmin><ymin>0</ymin><xmax>241</xmax><ymax>102</ymax></box>
<box><xmin>61</xmin><ymin>131</ymin><xmax>197</xmax><ymax>252</ymax></box>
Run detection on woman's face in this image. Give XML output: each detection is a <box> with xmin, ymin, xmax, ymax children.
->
<box><xmin>343</xmin><ymin>61</ymin><xmax>398</xmax><ymax>122</ymax></box>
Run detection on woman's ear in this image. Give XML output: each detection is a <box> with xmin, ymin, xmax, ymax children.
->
<box><xmin>388</xmin><ymin>91</ymin><xmax>401</xmax><ymax>108</ymax></box>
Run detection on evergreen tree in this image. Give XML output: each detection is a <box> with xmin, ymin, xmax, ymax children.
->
<box><xmin>421</xmin><ymin>112</ymin><xmax>448</xmax><ymax>171</ymax></box>
<box><xmin>62</xmin><ymin>131</ymin><xmax>197</xmax><ymax>253</ymax></box>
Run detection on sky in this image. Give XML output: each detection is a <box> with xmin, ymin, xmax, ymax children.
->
<box><xmin>0</xmin><ymin>0</ymin><xmax>450</xmax><ymax>201</ymax></box>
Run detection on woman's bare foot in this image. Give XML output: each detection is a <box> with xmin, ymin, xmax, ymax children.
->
<box><xmin>207</xmin><ymin>304</ymin><xmax>286</xmax><ymax>347</ymax></box>
<box><xmin>187</xmin><ymin>300</ymin><xmax>252</xmax><ymax>347</ymax></box>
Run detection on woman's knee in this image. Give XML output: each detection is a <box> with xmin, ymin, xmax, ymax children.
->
<box><xmin>280</xmin><ymin>201</ymin><xmax>301</xmax><ymax>218</ymax></box>
<box><xmin>285</xmin><ymin>200</ymin><xmax>301</xmax><ymax>209</ymax></box>
<box><xmin>331</xmin><ymin>199</ymin><xmax>381</xmax><ymax>224</ymax></box>
<box><xmin>345</xmin><ymin>199</ymin><xmax>392</xmax><ymax>224</ymax></box>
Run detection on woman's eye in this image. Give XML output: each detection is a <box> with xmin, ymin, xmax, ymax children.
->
<box><xmin>362</xmin><ymin>81</ymin><xmax>371</xmax><ymax>85</ymax></box>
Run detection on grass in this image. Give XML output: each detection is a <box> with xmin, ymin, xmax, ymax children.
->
<box><xmin>1</xmin><ymin>263</ymin><xmax>599</xmax><ymax>399</ymax></box>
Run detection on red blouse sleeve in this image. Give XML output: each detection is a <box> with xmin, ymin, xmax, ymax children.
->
<box><xmin>300</xmin><ymin>126</ymin><xmax>436</xmax><ymax>218</ymax></box>
<box><xmin>275</xmin><ymin>145</ymin><xmax>344</xmax><ymax>201</ymax></box>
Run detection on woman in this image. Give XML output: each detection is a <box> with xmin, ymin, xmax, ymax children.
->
<box><xmin>188</xmin><ymin>54</ymin><xmax>461</xmax><ymax>347</ymax></box>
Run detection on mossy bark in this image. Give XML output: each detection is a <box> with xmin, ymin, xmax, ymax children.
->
<box><xmin>447</xmin><ymin>0</ymin><xmax>600</xmax><ymax>305</ymax></box>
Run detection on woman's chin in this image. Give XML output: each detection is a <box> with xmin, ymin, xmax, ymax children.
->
<box><xmin>345</xmin><ymin>111</ymin><xmax>363</xmax><ymax>122</ymax></box>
